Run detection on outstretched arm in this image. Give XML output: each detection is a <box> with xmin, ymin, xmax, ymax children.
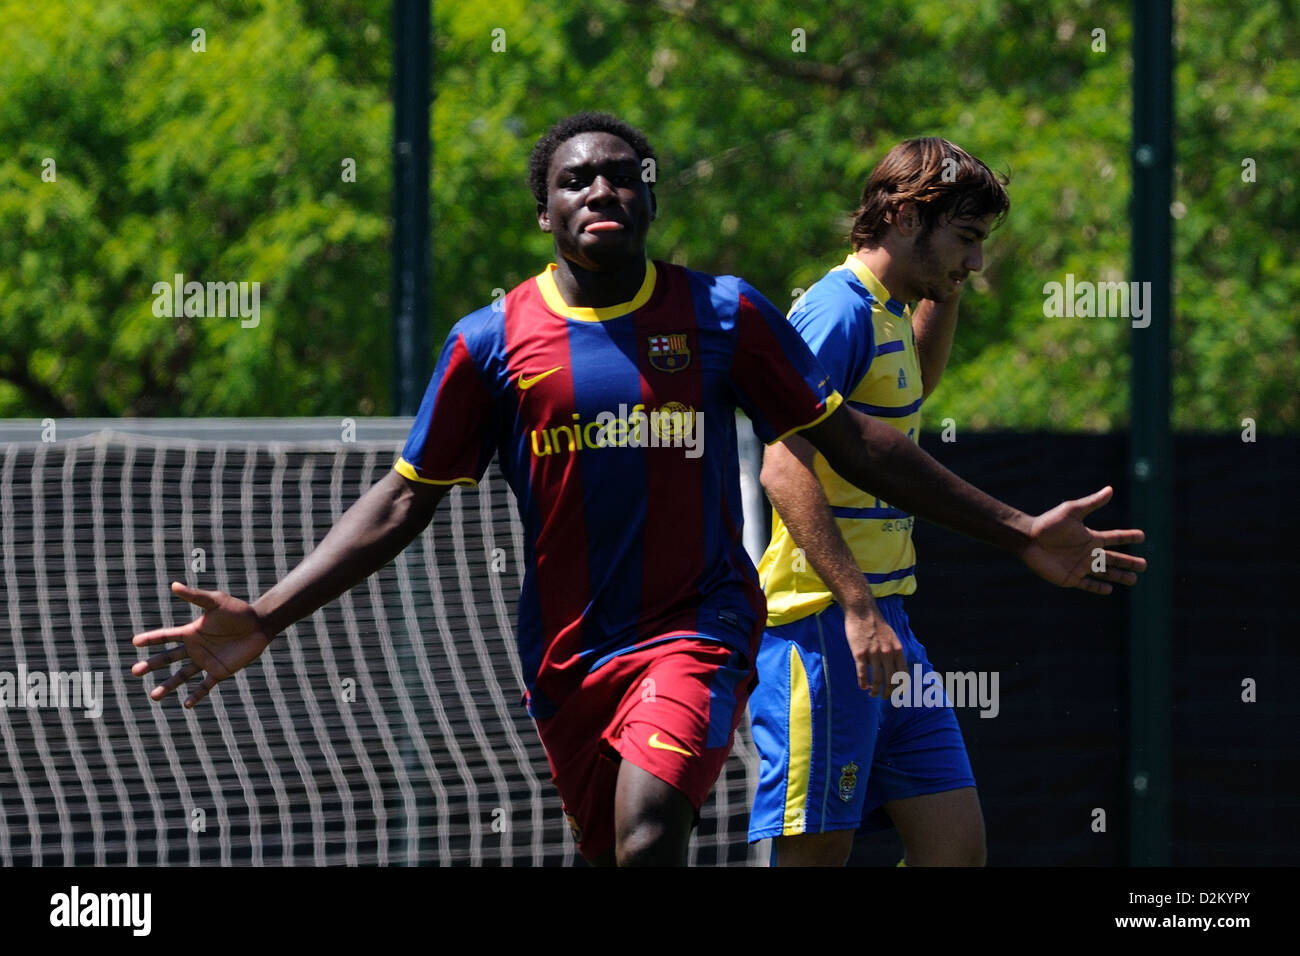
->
<box><xmin>801</xmin><ymin>405</ymin><xmax>1031</xmax><ymax>552</ymax></box>
<box><xmin>251</xmin><ymin>470</ymin><xmax>447</xmax><ymax>637</ymax></box>
<box><xmin>762</xmin><ymin>436</ymin><xmax>905</xmax><ymax>696</ymax></box>
<box><xmin>131</xmin><ymin>470</ymin><xmax>449</xmax><ymax>707</ymax></box>
<box><xmin>798</xmin><ymin>406</ymin><xmax>1146</xmax><ymax>592</ymax></box>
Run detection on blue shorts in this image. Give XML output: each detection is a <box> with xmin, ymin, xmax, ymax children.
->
<box><xmin>747</xmin><ymin>596</ymin><xmax>976</xmax><ymax>841</ymax></box>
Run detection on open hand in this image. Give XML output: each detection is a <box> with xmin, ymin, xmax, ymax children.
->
<box><xmin>130</xmin><ymin>582</ymin><xmax>272</xmax><ymax>708</ymax></box>
<box><xmin>1020</xmin><ymin>486</ymin><xmax>1147</xmax><ymax>595</ymax></box>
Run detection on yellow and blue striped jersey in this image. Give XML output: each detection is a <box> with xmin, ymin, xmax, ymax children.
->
<box><xmin>760</xmin><ymin>254</ymin><xmax>923</xmax><ymax>626</ymax></box>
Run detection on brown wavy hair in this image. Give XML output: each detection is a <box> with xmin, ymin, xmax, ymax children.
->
<box><xmin>850</xmin><ymin>138</ymin><xmax>1009</xmax><ymax>248</ymax></box>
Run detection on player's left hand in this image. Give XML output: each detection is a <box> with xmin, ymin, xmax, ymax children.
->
<box><xmin>1020</xmin><ymin>486</ymin><xmax>1147</xmax><ymax>595</ymax></box>
<box><xmin>844</xmin><ymin>604</ymin><xmax>906</xmax><ymax>697</ymax></box>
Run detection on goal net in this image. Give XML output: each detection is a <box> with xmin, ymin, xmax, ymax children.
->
<box><xmin>0</xmin><ymin>418</ymin><xmax>765</xmax><ymax>866</ymax></box>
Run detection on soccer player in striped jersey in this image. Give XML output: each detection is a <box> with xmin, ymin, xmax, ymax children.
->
<box><xmin>131</xmin><ymin>116</ymin><xmax>1145</xmax><ymax>867</ymax></box>
<box><xmin>748</xmin><ymin>138</ymin><xmax>1091</xmax><ymax>866</ymax></box>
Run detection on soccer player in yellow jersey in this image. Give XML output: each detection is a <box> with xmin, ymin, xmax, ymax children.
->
<box><xmin>748</xmin><ymin>138</ymin><xmax>1118</xmax><ymax>865</ymax></box>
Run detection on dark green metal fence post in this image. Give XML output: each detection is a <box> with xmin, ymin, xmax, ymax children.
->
<box><xmin>1128</xmin><ymin>0</ymin><xmax>1175</xmax><ymax>866</ymax></box>
<box><xmin>392</xmin><ymin>0</ymin><xmax>431</xmax><ymax>416</ymax></box>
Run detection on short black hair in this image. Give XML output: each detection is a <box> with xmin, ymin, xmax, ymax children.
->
<box><xmin>528</xmin><ymin>112</ymin><xmax>658</xmax><ymax>205</ymax></box>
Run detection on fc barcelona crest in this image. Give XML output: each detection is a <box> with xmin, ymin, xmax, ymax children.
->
<box><xmin>838</xmin><ymin>761</ymin><xmax>859</xmax><ymax>802</ymax></box>
<box><xmin>648</xmin><ymin>333</ymin><xmax>691</xmax><ymax>373</ymax></box>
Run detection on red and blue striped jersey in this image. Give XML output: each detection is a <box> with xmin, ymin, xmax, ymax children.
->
<box><xmin>397</xmin><ymin>261</ymin><xmax>842</xmax><ymax>717</ymax></box>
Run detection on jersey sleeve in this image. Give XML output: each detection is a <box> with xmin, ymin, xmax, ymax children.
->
<box><xmin>789</xmin><ymin>280</ymin><xmax>876</xmax><ymax>399</ymax></box>
<box><xmin>395</xmin><ymin>313</ymin><xmax>499</xmax><ymax>486</ymax></box>
<box><xmin>729</xmin><ymin>279</ymin><xmax>843</xmax><ymax>444</ymax></box>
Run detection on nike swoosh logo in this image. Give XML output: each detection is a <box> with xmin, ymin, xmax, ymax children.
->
<box><xmin>518</xmin><ymin>366</ymin><xmax>564</xmax><ymax>389</ymax></box>
<box><xmin>648</xmin><ymin>732</ymin><xmax>695</xmax><ymax>757</ymax></box>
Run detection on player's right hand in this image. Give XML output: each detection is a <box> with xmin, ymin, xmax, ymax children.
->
<box><xmin>844</xmin><ymin>605</ymin><xmax>906</xmax><ymax>698</ymax></box>
<box><xmin>130</xmin><ymin>582</ymin><xmax>272</xmax><ymax>708</ymax></box>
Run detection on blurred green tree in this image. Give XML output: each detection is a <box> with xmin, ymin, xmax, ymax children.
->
<box><xmin>1</xmin><ymin>0</ymin><xmax>1294</xmax><ymax>430</ymax></box>
<box><xmin>0</xmin><ymin>0</ymin><xmax>391</xmax><ymax>415</ymax></box>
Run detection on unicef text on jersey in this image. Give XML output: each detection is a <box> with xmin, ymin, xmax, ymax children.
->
<box><xmin>528</xmin><ymin>403</ymin><xmax>704</xmax><ymax>460</ymax></box>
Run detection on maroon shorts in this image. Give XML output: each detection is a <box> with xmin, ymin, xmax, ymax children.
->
<box><xmin>535</xmin><ymin>637</ymin><xmax>757</xmax><ymax>861</ymax></box>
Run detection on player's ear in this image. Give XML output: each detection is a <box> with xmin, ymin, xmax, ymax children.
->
<box><xmin>537</xmin><ymin>200</ymin><xmax>551</xmax><ymax>233</ymax></box>
<box><xmin>895</xmin><ymin>201</ymin><xmax>920</xmax><ymax>236</ymax></box>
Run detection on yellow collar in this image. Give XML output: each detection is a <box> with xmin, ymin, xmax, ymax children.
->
<box><xmin>838</xmin><ymin>254</ymin><xmax>908</xmax><ymax>317</ymax></box>
<box><xmin>535</xmin><ymin>261</ymin><xmax>657</xmax><ymax>322</ymax></box>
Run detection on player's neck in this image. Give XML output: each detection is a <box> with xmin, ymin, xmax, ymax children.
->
<box><xmin>551</xmin><ymin>256</ymin><xmax>648</xmax><ymax>309</ymax></box>
<box><xmin>854</xmin><ymin>246</ymin><xmax>917</xmax><ymax>303</ymax></box>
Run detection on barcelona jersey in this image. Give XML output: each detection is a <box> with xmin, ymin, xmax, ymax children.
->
<box><xmin>760</xmin><ymin>254</ymin><xmax>924</xmax><ymax>626</ymax></box>
<box><xmin>397</xmin><ymin>261</ymin><xmax>841</xmax><ymax>718</ymax></box>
